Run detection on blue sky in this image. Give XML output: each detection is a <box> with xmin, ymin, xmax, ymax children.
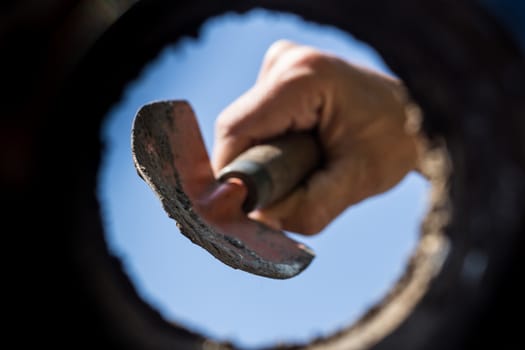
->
<box><xmin>98</xmin><ymin>9</ymin><xmax>429</xmax><ymax>349</ymax></box>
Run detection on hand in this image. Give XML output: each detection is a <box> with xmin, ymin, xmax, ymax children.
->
<box><xmin>212</xmin><ymin>40</ymin><xmax>422</xmax><ymax>235</ymax></box>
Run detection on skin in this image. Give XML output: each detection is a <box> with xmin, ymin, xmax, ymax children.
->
<box><xmin>212</xmin><ymin>40</ymin><xmax>423</xmax><ymax>235</ymax></box>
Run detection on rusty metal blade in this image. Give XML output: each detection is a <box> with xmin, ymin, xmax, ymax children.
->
<box><xmin>131</xmin><ymin>100</ymin><xmax>315</xmax><ymax>279</ymax></box>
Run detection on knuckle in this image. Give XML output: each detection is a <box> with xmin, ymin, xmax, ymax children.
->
<box><xmin>265</xmin><ymin>39</ymin><xmax>296</xmax><ymax>62</ymax></box>
<box><xmin>214</xmin><ymin>115</ymin><xmax>230</xmax><ymax>135</ymax></box>
<box><xmin>286</xmin><ymin>203</ymin><xmax>328</xmax><ymax>235</ymax></box>
<box><xmin>263</xmin><ymin>40</ymin><xmax>332</xmax><ymax>75</ymax></box>
<box><xmin>299</xmin><ymin>217</ymin><xmax>325</xmax><ymax>235</ymax></box>
<box><xmin>291</xmin><ymin>49</ymin><xmax>326</xmax><ymax>67</ymax></box>
<box><xmin>361</xmin><ymin>159</ymin><xmax>389</xmax><ymax>198</ymax></box>
<box><xmin>214</xmin><ymin>114</ymin><xmax>239</xmax><ymax>140</ymax></box>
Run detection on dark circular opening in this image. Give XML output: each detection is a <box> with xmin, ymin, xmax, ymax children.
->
<box><xmin>97</xmin><ymin>9</ymin><xmax>432</xmax><ymax>348</ymax></box>
<box><xmin>41</xmin><ymin>1</ymin><xmax>525</xmax><ymax>349</ymax></box>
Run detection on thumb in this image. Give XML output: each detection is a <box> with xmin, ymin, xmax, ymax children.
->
<box><xmin>249</xmin><ymin>154</ymin><xmax>371</xmax><ymax>235</ymax></box>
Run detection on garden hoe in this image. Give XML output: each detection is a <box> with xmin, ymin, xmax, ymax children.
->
<box><xmin>131</xmin><ymin>100</ymin><xmax>320</xmax><ymax>279</ymax></box>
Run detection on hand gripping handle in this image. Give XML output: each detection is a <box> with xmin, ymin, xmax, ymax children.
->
<box><xmin>217</xmin><ymin>132</ymin><xmax>322</xmax><ymax>212</ymax></box>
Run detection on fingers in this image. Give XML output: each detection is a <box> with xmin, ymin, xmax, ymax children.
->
<box><xmin>212</xmin><ymin>70</ymin><xmax>323</xmax><ymax>174</ymax></box>
<box><xmin>211</xmin><ymin>40</ymin><xmax>419</xmax><ymax>236</ymax></box>
<box><xmin>248</xmin><ymin>154</ymin><xmax>372</xmax><ymax>235</ymax></box>
<box><xmin>257</xmin><ymin>39</ymin><xmax>297</xmax><ymax>80</ymax></box>
<box><xmin>249</xmin><ymin>131</ymin><xmax>417</xmax><ymax>235</ymax></box>
<box><xmin>213</xmin><ymin>41</ymin><xmax>338</xmax><ymax>174</ymax></box>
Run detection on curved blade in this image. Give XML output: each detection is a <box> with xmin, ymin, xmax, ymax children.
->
<box><xmin>131</xmin><ymin>100</ymin><xmax>315</xmax><ymax>279</ymax></box>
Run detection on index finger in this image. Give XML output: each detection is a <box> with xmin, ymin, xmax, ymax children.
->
<box><xmin>212</xmin><ymin>77</ymin><xmax>322</xmax><ymax>174</ymax></box>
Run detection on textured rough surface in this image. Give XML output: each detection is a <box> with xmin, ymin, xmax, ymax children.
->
<box><xmin>131</xmin><ymin>100</ymin><xmax>314</xmax><ymax>279</ymax></box>
<box><xmin>3</xmin><ymin>1</ymin><xmax>524</xmax><ymax>350</ymax></box>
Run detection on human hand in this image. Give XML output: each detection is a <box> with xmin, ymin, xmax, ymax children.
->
<box><xmin>212</xmin><ymin>40</ymin><xmax>422</xmax><ymax>235</ymax></box>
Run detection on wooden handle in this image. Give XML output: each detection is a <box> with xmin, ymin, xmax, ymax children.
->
<box><xmin>217</xmin><ymin>132</ymin><xmax>321</xmax><ymax>212</ymax></box>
